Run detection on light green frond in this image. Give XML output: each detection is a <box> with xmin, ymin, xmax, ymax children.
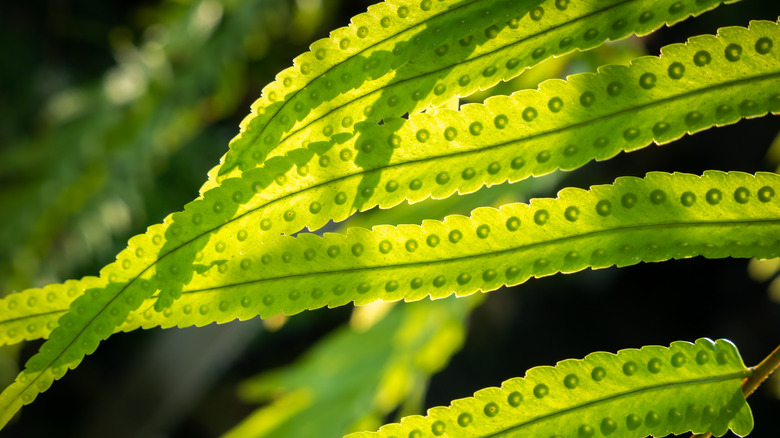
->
<box><xmin>0</xmin><ymin>10</ymin><xmax>773</xmax><ymax>430</ymax></box>
<box><xmin>216</xmin><ymin>0</ymin><xmax>740</xmax><ymax>180</ymax></box>
<box><xmin>145</xmin><ymin>18</ymin><xmax>780</xmax><ymax>313</ymax></box>
<box><xmin>346</xmin><ymin>338</ymin><xmax>753</xmax><ymax>438</ymax></box>
<box><xmin>110</xmin><ymin>171</ymin><xmax>780</xmax><ymax>332</ymax></box>
<box><xmin>0</xmin><ymin>18</ymin><xmax>777</xmax><ymax>350</ymax></box>
<box><xmin>164</xmin><ymin>18</ymin><xmax>780</xmax><ymax>312</ymax></box>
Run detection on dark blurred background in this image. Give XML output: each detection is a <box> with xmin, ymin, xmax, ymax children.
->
<box><xmin>1</xmin><ymin>1</ymin><xmax>779</xmax><ymax>437</ymax></box>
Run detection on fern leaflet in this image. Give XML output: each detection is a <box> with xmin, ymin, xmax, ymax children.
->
<box><xmin>347</xmin><ymin>338</ymin><xmax>753</xmax><ymax>438</ymax></box>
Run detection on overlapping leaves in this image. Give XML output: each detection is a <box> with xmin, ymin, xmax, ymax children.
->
<box><xmin>0</xmin><ymin>0</ymin><xmax>777</xmax><ymax>432</ymax></box>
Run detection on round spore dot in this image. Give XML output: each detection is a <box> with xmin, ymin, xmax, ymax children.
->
<box><xmin>484</xmin><ymin>402</ymin><xmax>499</xmax><ymax>417</ymax></box>
<box><xmin>649</xmin><ymin>189</ymin><xmax>666</xmax><ymax>205</ymax></box>
<box><xmin>564</xmin><ymin>374</ymin><xmax>579</xmax><ymax>389</ymax></box>
<box><xmin>626</xmin><ymin>414</ymin><xmax>642</xmax><ymax>430</ymax></box>
<box><xmin>694</xmin><ymin>50</ymin><xmax>711</xmax><ymax>66</ymax></box>
<box><xmin>457</xmin><ymin>273</ymin><xmax>471</xmax><ymax>285</ymax></box>
<box><xmin>457</xmin><ymin>413</ymin><xmax>472</xmax><ymax>427</ymax></box>
<box><xmin>756</xmin><ymin>37</ymin><xmax>773</xmax><ymax>54</ymax></box>
<box><xmin>667</xmin><ymin>62</ymin><xmax>685</xmax><ymax>79</ymax></box>
<box><xmin>734</xmin><ymin>187</ymin><xmax>750</xmax><ymax>204</ymax></box>
<box><xmin>596</xmin><ymin>200</ymin><xmax>612</xmax><ymax>216</ymax></box>
<box><xmin>706</xmin><ymin>188</ymin><xmax>722</xmax><ymax>205</ymax></box>
<box><xmin>758</xmin><ymin>186</ymin><xmax>775</xmax><ymax>202</ymax></box>
<box><xmin>639</xmin><ymin>72</ymin><xmax>656</xmax><ymax>89</ymax></box>
<box><xmin>671</xmin><ymin>352</ymin><xmax>686</xmax><ymax>367</ymax></box>
<box><xmin>533</xmin><ymin>384</ymin><xmax>549</xmax><ymax>398</ymax></box>
<box><xmin>507</xmin><ymin>391</ymin><xmax>522</xmax><ymax>407</ymax></box>
<box><xmin>680</xmin><ymin>191</ymin><xmax>696</xmax><ymax>207</ymax></box>
<box><xmin>647</xmin><ymin>358</ymin><xmax>662</xmax><ymax>373</ymax></box>
<box><xmin>601</xmin><ymin>418</ymin><xmax>618</xmax><ymax>435</ymax></box>
<box><xmin>548</xmin><ymin>97</ymin><xmax>563</xmax><ymax>112</ymax></box>
<box><xmin>725</xmin><ymin>44</ymin><xmax>742</xmax><ymax>62</ymax></box>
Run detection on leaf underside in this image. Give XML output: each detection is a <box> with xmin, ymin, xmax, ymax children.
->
<box><xmin>118</xmin><ymin>170</ymin><xmax>780</xmax><ymax>328</ymax></box>
<box><xmin>346</xmin><ymin>338</ymin><xmax>753</xmax><ymax>438</ymax></box>
<box><xmin>0</xmin><ymin>0</ymin><xmax>776</xmax><ymax>430</ymax></box>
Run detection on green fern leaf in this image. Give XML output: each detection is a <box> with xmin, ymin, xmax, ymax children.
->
<box><xmin>5</xmin><ymin>13</ymin><xmax>774</xmax><ymax>348</ymax></box>
<box><xmin>155</xmin><ymin>18</ymin><xmax>780</xmax><ymax>313</ymax></box>
<box><xmin>104</xmin><ymin>170</ymin><xmax>780</xmax><ymax>333</ymax></box>
<box><xmin>346</xmin><ymin>338</ymin><xmax>753</xmax><ymax>438</ymax></box>
<box><xmin>0</xmin><ymin>26</ymin><xmax>773</xmax><ymax>422</ymax></box>
<box><xmin>3</xmin><ymin>14</ymin><xmax>771</xmax><ymax>352</ymax></box>
<box><xmin>216</xmin><ymin>0</ymin><xmax>740</xmax><ymax>180</ymax></box>
<box><xmin>3</xmin><ymin>170</ymin><xmax>773</xmax><ymax>426</ymax></box>
<box><xmin>0</xmin><ymin>12</ymin><xmax>775</xmax><ymax>430</ymax></box>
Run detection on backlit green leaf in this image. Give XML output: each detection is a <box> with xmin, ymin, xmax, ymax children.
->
<box><xmin>347</xmin><ymin>338</ymin><xmax>753</xmax><ymax>438</ymax></box>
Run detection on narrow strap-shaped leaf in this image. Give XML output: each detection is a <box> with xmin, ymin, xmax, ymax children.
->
<box><xmin>107</xmin><ymin>171</ymin><xmax>780</xmax><ymax>332</ymax></box>
<box><xmin>216</xmin><ymin>0</ymin><xmax>739</xmax><ymax>180</ymax></box>
<box><xmin>2</xmin><ymin>19</ymin><xmax>778</xmax><ymax>346</ymax></box>
<box><xmin>346</xmin><ymin>338</ymin><xmax>753</xmax><ymax>438</ymax></box>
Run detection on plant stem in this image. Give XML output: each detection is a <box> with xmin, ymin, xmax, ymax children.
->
<box><xmin>691</xmin><ymin>343</ymin><xmax>780</xmax><ymax>438</ymax></box>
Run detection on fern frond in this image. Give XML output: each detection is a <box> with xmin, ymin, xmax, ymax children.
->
<box><xmin>130</xmin><ymin>18</ymin><xmax>780</xmax><ymax>312</ymax></box>
<box><xmin>109</xmin><ymin>171</ymin><xmax>780</xmax><ymax>332</ymax></box>
<box><xmin>0</xmin><ymin>13</ymin><xmax>774</xmax><ymax>429</ymax></box>
<box><xmin>160</xmin><ymin>19</ymin><xmax>780</xmax><ymax>312</ymax></box>
<box><xmin>216</xmin><ymin>0</ymin><xmax>740</xmax><ymax>179</ymax></box>
<box><xmin>346</xmin><ymin>338</ymin><xmax>753</xmax><ymax>438</ymax></box>
<box><xmin>1</xmin><ymin>18</ymin><xmax>777</xmax><ymax>345</ymax></box>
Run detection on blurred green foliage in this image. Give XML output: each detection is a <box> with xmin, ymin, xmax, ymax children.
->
<box><xmin>0</xmin><ymin>0</ymin><xmax>341</xmax><ymax>294</ymax></box>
